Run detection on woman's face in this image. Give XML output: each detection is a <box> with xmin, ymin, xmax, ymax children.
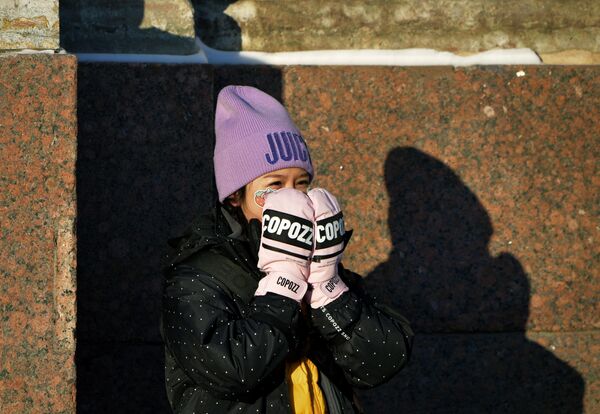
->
<box><xmin>231</xmin><ymin>167</ymin><xmax>311</xmax><ymax>222</ymax></box>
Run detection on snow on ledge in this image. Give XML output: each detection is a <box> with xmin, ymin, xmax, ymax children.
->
<box><xmin>77</xmin><ymin>38</ymin><xmax>542</xmax><ymax>66</ymax></box>
<box><xmin>4</xmin><ymin>49</ymin><xmax>66</xmax><ymax>55</ymax></box>
<box><xmin>199</xmin><ymin>39</ymin><xmax>541</xmax><ymax>66</ymax></box>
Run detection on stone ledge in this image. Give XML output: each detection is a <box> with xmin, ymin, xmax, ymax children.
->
<box><xmin>0</xmin><ymin>0</ymin><xmax>59</xmax><ymax>50</ymax></box>
<box><xmin>57</xmin><ymin>0</ymin><xmax>600</xmax><ymax>60</ymax></box>
<box><xmin>541</xmin><ymin>49</ymin><xmax>600</xmax><ymax>64</ymax></box>
<box><xmin>201</xmin><ymin>0</ymin><xmax>600</xmax><ymax>54</ymax></box>
<box><xmin>59</xmin><ymin>0</ymin><xmax>196</xmax><ymax>54</ymax></box>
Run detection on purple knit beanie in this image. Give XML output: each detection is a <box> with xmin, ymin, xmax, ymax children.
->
<box><xmin>214</xmin><ymin>85</ymin><xmax>314</xmax><ymax>202</ymax></box>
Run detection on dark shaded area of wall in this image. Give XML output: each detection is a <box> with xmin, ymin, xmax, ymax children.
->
<box><xmin>75</xmin><ymin>63</ymin><xmax>286</xmax><ymax>413</ymax></box>
<box><xmin>0</xmin><ymin>54</ymin><xmax>77</xmax><ymax>413</ymax></box>
<box><xmin>75</xmin><ymin>64</ymin><xmax>286</xmax><ymax>412</ymax></box>
<box><xmin>214</xmin><ymin>65</ymin><xmax>282</xmax><ymax>102</ymax></box>
<box><xmin>75</xmin><ymin>63</ymin><xmax>214</xmax><ymax>412</ymax></box>
<box><xmin>75</xmin><ymin>64</ymin><xmax>598</xmax><ymax>413</ymax></box>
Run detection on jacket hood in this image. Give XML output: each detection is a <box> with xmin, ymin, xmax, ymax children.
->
<box><xmin>164</xmin><ymin>205</ymin><xmax>261</xmax><ymax>273</ymax></box>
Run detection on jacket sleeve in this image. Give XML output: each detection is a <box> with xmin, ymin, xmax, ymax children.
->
<box><xmin>309</xmin><ymin>267</ymin><xmax>414</xmax><ymax>389</ymax></box>
<box><xmin>162</xmin><ymin>264</ymin><xmax>302</xmax><ymax>399</ymax></box>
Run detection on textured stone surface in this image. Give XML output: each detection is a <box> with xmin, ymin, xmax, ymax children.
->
<box><xmin>76</xmin><ymin>63</ymin><xmax>213</xmax><ymax>411</ymax></box>
<box><xmin>59</xmin><ymin>0</ymin><xmax>196</xmax><ymax>53</ymax></box>
<box><xmin>199</xmin><ymin>0</ymin><xmax>600</xmax><ymax>54</ymax></box>
<box><xmin>0</xmin><ymin>54</ymin><xmax>76</xmax><ymax>412</ymax></box>
<box><xmin>358</xmin><ymin>331</ymin><xmax>595</xmax><ymax>413</ymax></box>
<box><xmin>0</xmin><ymin>0</ymin><xmax>59</xmax><ymax>50</ymax></box>
<box><xmin>58</xmin><ymin>0</ymin><xmax>600</xmax><ymax>61</ymax></box>
<box><xmin>542</xmin><ymin>50</ymin><xmax>600</xmax><ymax>65</ymax></box>
<box><xmin>282</xmin><ymin>66</ymin><xmax>599</xmax><ymax>334</ymax></box>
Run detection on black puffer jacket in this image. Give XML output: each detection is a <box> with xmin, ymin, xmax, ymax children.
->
<box><xmin>161</xmin><ymin>206</ymin><xmax>413</xmax><ymax>413</ymax></box>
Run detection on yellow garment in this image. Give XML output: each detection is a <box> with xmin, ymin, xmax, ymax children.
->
<box><xmin>286</xmin><ymin>357</ymin><xmax>328</xmax><ymax>414</ymax></box>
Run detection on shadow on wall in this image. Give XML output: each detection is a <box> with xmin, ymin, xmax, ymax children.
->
<box><xmin>59</xmin><ymin>0</ymin><xmax>248</xmax><ymax>54</ymax></box>
<box><xmin>361</xmin><ymin>147</ymin><xmax>584</xmax><ymax>413</ymax></box>
<box><xmin>192</xmin><ymin>0</ymin><xmax>242</xmax><ymax>51</ymax></box>
<box><xmin>74</xmin><ymin>64</ymin><xmax>215</xmax><ymax>413</ymax></box>
<box><xmin>59</xmin><ymin>0</ymin><xmax>203</xmax><ymax>53</ymax></box>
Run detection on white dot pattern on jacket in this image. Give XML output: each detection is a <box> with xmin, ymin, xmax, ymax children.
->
<box><xmin>161</xmin><ymin>210</ymin><xmax>413</xmax><ymax>412</ymax></box>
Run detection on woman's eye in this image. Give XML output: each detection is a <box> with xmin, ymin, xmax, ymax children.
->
<box><xmin>269</xmin><ymin>181</ymin><xmax>282</xmax><ymax>187</ymax></box>
<box><xmin>296</xmin><ymin>180</ymin><xmax>309</xmax><ymax>187</ymax></box>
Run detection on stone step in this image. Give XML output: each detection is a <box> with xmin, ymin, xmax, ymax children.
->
<box><xmin>55</xmin><ymin>0</ymin><xmax>600</xmax><ymax>63</ymax></box>
<box><xmin>0</xmin><ymin>0</ymin><xmax>59</xmax><ymax>50</ymax></box>
<box><xmin>201</xmin><ymin>0</ymin><xmax>600</xmax><ymax>57</ymax></box>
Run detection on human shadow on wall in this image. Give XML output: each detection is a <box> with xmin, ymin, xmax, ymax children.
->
<box><xmin>361</xmin><ymin>147</ymin><xmax>584</xmax><ymax>413</ymax></box>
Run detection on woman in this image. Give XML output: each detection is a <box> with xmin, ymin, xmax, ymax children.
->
<box><xmin>162</xmin><ymin>85</ymin><xmax>413</xmax><ymax>413</ymax></box>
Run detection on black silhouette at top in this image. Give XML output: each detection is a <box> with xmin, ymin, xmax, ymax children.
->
<box><xmin>192</xmin><ymin>0</ymin><xmax>242</xmax><ymax>51</ymax></box>
<box><xmin>60</xmin><ymin>0</ymin><xmax>244</xmax><ymax>54</ymax></box>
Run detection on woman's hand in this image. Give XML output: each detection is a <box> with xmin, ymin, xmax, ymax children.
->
<box><xmin>254</xmin><ymin>188</ymin><xmax>314</xmax><ymax>302</ymax></box>
<box><xmin>306</xmin><ymin>188</ymin><xmax>349</xmax><ymax>308</ymax></box>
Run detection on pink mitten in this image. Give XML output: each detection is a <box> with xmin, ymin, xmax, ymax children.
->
<box><xmin>255</xmin><ymin>188</ymin><xmax>314</xmax><ymax>302</ymax></box>
<box><xmin>306</xmin><ymin>188</ymin><xmax>349</xmax><ymax>308</ymax></box>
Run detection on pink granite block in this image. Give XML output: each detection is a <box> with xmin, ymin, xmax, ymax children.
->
<box><xmin>0</xmin><ymin>54</ymin><xmax>77</xmax><ymax>413</ymax></box>
<box><xmin>283</xmin><ymin>66</ymin><xmax>599</xmax><ymax>333</ymax></box>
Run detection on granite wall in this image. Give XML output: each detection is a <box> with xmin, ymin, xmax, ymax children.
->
<box><xmin>283</xmin><ymin>66</ymin><xmax>598</xmax><ymax>413</ymax></box>
<box><xmin>74</xmin><ymin>64</ymin><xmax>598</xmax><ymax>413</ymax></box>
<box><xmin>1</xmin><ymin>57</ymin><xmax>596</xmax><ymax>414</ymax></box>
<box><xmin>0</xmin><ymin>54</ymin><xmax>77</xmax><ymax>413</ymax></box>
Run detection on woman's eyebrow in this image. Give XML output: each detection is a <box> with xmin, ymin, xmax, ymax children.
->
<box><xmin>262</xmin><ymin>173</ymin><xmax>310</xmax><ymax>180</ymax></box>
